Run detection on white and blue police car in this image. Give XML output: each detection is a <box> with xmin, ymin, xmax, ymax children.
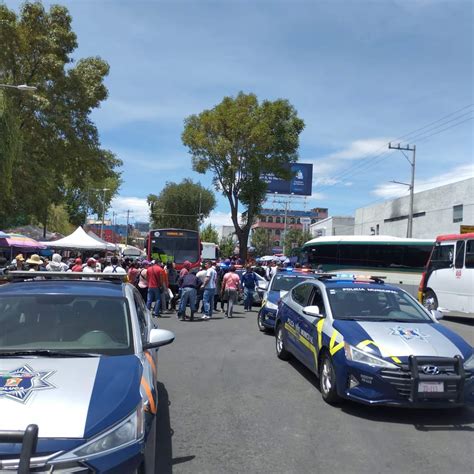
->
<box><xmin>258</xmin><ymin>269</ymin><xmax>316</xmax><ymax>332</ymax></box>
<box><xmin>0</xmin><ymin>272</ymin><xmax>174</xmax><ymax>473</ymax></box>
<box><xmin>274</xmin><ymin>273</ymin><xmax>474</xmax><ymax>407</ymax></box>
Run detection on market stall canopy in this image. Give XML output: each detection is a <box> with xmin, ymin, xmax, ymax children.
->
<box><xmin>121</xmin><ymin>245</ymin><xmax>143</xmax><ymax>257</ymax></box>
<box><xmin>87</xmin><ymin>231</ymin><xmax>119</xmax><ymax>252</ymax></box>
<box><xmin>0</xmin><ymin>233</ymin><xmax>46</xmax><ymax>249</ymax></box>
<box><xmin>0</xmin><ymin>231</ymin><xmax>10</xmax><ymax>239</ymax></box>
<box><xmin>43</xmin><ymin>226</ymin><xmax>113</xmax><ymax>250</ymax></box>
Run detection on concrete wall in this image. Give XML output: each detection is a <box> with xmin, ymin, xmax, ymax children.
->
<box><xmin>354</xmin><ymin>178</ymin><xmax>474</xmax><ymax>238</ymax></box>
<box><xmin>310</xmin><ymin>216</ymin><xmax>355</xmax><ymax>237</ymax></box>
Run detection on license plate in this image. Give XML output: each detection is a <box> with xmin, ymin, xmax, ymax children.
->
<box><xmin>418</xmin><ymin>382</ymin><xmax>444</xmax><ymax>393</ymax></box>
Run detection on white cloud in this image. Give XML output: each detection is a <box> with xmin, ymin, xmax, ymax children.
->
<box><xmin>112</xmin><ymin>147</ymin><xmax>188</xmax><ymax>172</ymax></box>
<box><xmin>372</xmin><ymin>163</ymin><xmax>474</xmax><ymax>199</ymax></box>
<box><xmin>328</xmin><ymin>138</ymin><xmax>389</xmax><ymax>160</ymax></box>
<box><xmin>110</xmin><ymin>196</ymin><xmax>149</xmax><ymax>222</ymax></box>
<box><xmin>204</xmin><ymin>211</ymin><xmax>239</xmax><ymax>228</ymax></box>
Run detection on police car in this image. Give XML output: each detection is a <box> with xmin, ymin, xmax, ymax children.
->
<box><xmin>275</xmin><ymin>274</ymin><xmax>474</xmax><ymax>407</ymax></box>
<box><xmin>0</xmin><ymin>271</ymin><xmax>174</xmax><ymax>473</ymax></box>
<box><xmin>258</xmin><ymin>269</ymin><xmax>316</xmax><ymax>332</ymax></box>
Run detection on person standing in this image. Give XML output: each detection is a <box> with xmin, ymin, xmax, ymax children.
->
<box><xmin>221</xmin><ymin>265</ymin><xmax>240</xmax><ymax>318</ymax></box>
<box><xmin>241</xmin><ymin>266</ymin><xmax>259</xmax><ymax>311</ymax></box>
<box><xmin>201</xmin><ymin>261</ymin><xmax>217</xmax><ymax>320</ymax></box>
<box><xmin>46</xmin><ymin>253</ymin><xmax>68</xmax><ymax>272</ymax></box>
<box><xmin>103</xmin><ymin>256</ymin><xmax>127</xmax><ymax>274</ymax></box>
<box><xmin>127</xmin><ymin>261</ymin><xmax>140</xmax><ymax>285</ymax></box>
<box><xmin>82</xmin><ymin>258</ymin><xmax>97</xmax><ymax>280</ymax></box>
<box><xmin>71</xmin><ymin>258</ymin><xmax>83</xmax><ymax>272</ymax></box>
<box><xmin>177</xmin><ymin>270</ymin><xmax>201</xmax><ymax>321</ymax></box>
<box><xmin>166</xmin><ymin>262</ymin><xmax>179</xmax><ymax>312</ymax></box>
<box><xmin>147</xmin><ymin>261</ymin><xmax>164</xmax><ymax>318</ymax></box>
<box><xmin>195</xmin><ymin>263</ymin><xmax>208</xmax><ymax>313</ymax></box>
<box><xmin>137</xmin><ymin>260</ymin><xmax>150</xmax><ymax>302</ymax></box>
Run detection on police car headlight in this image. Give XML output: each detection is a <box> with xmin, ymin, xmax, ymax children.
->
<box><xmin>344</xmin><ymin>343</ymin><xmax>398</xmax><ymax>369</ymax></box>
<box><xmin>266</xmin><ymin>301</ymin><xmax>278</xmax><ymax>310</ymax></box>
<box><xmin>57</xmin><ymin>404</ymin><xmax>145</xmax><ymax>461</ymax></box>
<box><xmin>464</xmin><ymin>353</ymin><xmax>474</xmax><ymax>371</ymax></box>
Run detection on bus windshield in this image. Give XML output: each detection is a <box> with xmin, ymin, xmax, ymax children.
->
<box><xmin>149</xmin><ymin>229</ymin><xmax>200</xmax><ymax>264</ymax></box>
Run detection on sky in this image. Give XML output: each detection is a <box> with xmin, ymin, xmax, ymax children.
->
<box><xmin>6</xmin><ymin>0</ymin><xmax>474</xmax><ymax>226</ymax></box>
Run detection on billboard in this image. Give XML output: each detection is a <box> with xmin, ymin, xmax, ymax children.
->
<box><xmin>263</xmin><ymin>163</ymin><xmax>313</xmax><ymax>196</ymax></box>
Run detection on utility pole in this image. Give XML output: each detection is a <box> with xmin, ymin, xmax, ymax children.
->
<box><xmin>125</xmin><ymin>210</ymin><xmax>131</xmax><ymax>246</ymax></box>
<box><xmin>282</xmin><ymin>200</ymin><xmax>289</xmax><ymax>255</ymax></box>
<box><xmin>388</xmin><ymin>143</ymin><xmax>416</xmax><ymax>238</ymax></box>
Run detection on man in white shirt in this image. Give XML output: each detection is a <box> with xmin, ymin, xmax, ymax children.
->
<box><xmin>202</xmin><ymin>261</ymin><xmax>217</xmax><ymax>319</ymax></box>
<box><xmin>195</xmin><ymin>263</ymin><xmax>208</xmax><ymax>313</ymax></box>
<box><xmin>103</xmin><ymin>256</ymin><xmax>127</xmax><ymax>274</ymax></box>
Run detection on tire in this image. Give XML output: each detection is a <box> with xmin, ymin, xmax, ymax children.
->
<box><xmin>257</xmin><ymin>311</ymin><xmax>266</xmax><ymax>332</ymax></box>
<box><xmin>275</xmin><ymin>324</ymin><xmax>290</xmax><ymax>360</ymax></box>
<box><xmin>319</xmin><ymin>352</ymin><xmax>340</xmax><ymax>405</ymax></box>
<box><xmin>423</xmin><ymin>289</ymin><xmax>438</xmax><ymax>311</ymax></box>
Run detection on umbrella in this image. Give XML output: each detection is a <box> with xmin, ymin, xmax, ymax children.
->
<box><xmin>0</xmin><ymin>231</ymin><xmax>10</xmax><ymax>239</ymax></box>
<box><xmin>0</xmin><ymin>233</ymin><xmax>46</xmax><ymax>249</ymax></box>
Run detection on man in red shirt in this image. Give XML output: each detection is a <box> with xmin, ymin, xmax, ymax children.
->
<box><xmin>146</xmin><ymin>260</ymin><xmax>164</xmax><ymax>317</ymax></box>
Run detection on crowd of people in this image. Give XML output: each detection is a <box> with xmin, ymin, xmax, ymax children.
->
<box><xmin>0</xmin><ymin>252</ymin><xmax>285</xmax><ymax>322</ymax></box>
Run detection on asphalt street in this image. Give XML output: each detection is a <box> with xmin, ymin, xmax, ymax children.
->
<box><xmin>154</xmin><ymin>306</ymin><xmax>474</xmax><ymax>474</ymax></box>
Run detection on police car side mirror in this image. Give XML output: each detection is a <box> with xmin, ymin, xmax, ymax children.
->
<box><xmin>303</xmin><ymin>305</ymin><xmax>323</xmax><ymax>318</ymax></box>
<box><xmin>431</xmin><ymin>309</ymin><xmax>444</xmax><ymax>321</ymax></box>
<box><xmin>144</xmin><ymin>328</ymin><xmax>175</xmax><ymax>349</ymax></box>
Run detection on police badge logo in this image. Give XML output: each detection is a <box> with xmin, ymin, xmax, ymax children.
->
<box><xmin>0</xmin><ymin>365</ymin><xmax>55</xmax><ymax>403</ymax></box>
<box><xmin>390</xmin><ymin>326</ymin><xmax>429</xmax><ymax>341</ymax></box>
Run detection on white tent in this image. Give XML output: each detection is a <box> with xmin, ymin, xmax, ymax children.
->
<box><xmin>42</xmin><ymin>226</ymin><xmax>116</xmax><ymax>251</ymax></box>
<box><xmin>87</xmin><ymin>231</ymin><xmax>119</xmax><ymax>252</ymax></box>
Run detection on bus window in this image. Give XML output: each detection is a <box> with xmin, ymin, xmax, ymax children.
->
<box><xmin>465</xmin><ymin>240</ymin><xmax>474</xmax><ymax>268</ymax></box>
<box><xmin>455</xmin><ymin>241</ymin><xmax>465</xmax><ymax>269</ymax></box>
<box><xmin>430</xmin><ymin>244</ymin><xmax>454</xmax><ymax>269</ymax></box>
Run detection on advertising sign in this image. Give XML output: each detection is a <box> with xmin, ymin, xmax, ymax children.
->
<box><xmin>460</xmin><ymin>225</ymin><xmax>474</xmax><ymax>234</ymax></box>
<box><xmin>263</xmin><ymin>163</ymin><xmax>313</xmax><ymax>196</ymax></box>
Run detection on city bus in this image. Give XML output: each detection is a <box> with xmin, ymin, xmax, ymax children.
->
<box><xmin>299</xmin><ymin>235</ymin><xmax>434</xmax><ymax>290</ymax></box>
<box><xmin>418</xmin><ymin>233</ymin><xmax>474</xmax><ymax>315</ymax></box>
<box><xmin>147</xmin><ymin>228</ymin><xmax>201</xmax><ymax>270</ymax></box>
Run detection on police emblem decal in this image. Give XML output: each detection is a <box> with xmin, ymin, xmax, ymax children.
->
<box><xmin>389</xmin><ymin>326</ymin><xmax>429</xmax><ymax>341</ymax></box>
<box><xmin>0</xmin><ymin>365</ymin><xmax>56</xmax><ymax>403</ymax></box>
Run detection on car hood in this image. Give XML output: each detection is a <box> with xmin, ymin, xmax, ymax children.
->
<box><xmin>267</xmin><ymin>290</ymin><xmax>288</xmax><ymax>304</ymax></box>
<box><xmin>332</xmin><ymin>320</ymin><xmax>472</xmax><ymax>360</ymax></box>
<box><xmin>0</xmin><ymin>355</ymin><xmax>142</xmax><ymax>438</ymax></box>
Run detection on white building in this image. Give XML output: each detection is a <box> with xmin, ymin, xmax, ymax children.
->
<box><xmin>217</xmin><ymin>225</ymin><xmax>237</xmax><ymax>242</ymax></box>
<box><xmin>310</xmin><ymin>216</ymin><xmax>355</xmax><ymax>237</ymax></box>
<box><xmin>354</xmin><ymin>178</ymin><xmax>473</xmax><ymax>238</ymax></box>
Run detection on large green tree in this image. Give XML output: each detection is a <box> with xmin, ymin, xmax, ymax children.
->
<box><xmin>182</xmin><ymin>92</ymin><xmax>304</xmax><ymax>261</ymax></box>
<box><xmin>251</xmin><ymin>227</ymin><xmax>271</xmax><ymax>256</ymax></box>
<box><xmin>0</xmin><ymin>1</ymin><xmax>121</xmax><ymax>229</ymax></box>
<box><xmin>147</xmin><ymin>179</ymin><xmax>216</xmax><ymax>231</ymax></box>
<box><xmin>283</xmin><ymin>228</ymin><xmax>312</xmax><ymax>253</ymax></box>
<box><xmin>200</xmin><ymin>223</ymin><xmax>219</xmax><ymax>244</ymax></box>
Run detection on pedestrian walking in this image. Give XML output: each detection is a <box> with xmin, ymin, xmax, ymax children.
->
<box><xmin>202</xmin><ymin>261</ymin><xmax>217</xmax><ymax>319</ymax></box>
<box><xmin>221</xmin><ymin>265</ymin><xmax>240</xmax><ymax>318</ymax></box>
<box><xmin>147</xmin><ymin>260</ymin><xmax>164</xmax><ymax>317</ymax></box>
<box><xmin>195</xmin><ymin>263</ymin><xmax>207</xmax><ymax>313</ymax></box>
<box><xmin>241</xmin><ymin>266</ymin><xmax>259</xmax><ymax>311</ymax></box>
<box><xmin>177</xmin><ymin>270</ymin><xmax>201</xmax><ymax>321</ymax></box>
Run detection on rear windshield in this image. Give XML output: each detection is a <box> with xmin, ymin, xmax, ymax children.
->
<box><xmin>326</xmin><ymin>286</ymin><xmax>432</xmax><ymax>322</ymax></box>
<box><xmin>270</xmin><ymin>275</ymin><xmax>313</xmax><ymax>292</ymax></box>
<box><xmin>0</xmin><ymin>295</ymin><xmax>133</xmax><ymax>355</ymax></box>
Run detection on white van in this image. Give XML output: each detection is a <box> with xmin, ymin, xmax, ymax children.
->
<box><xmin>419</xmin><ymin>233</ymin><xmax>474</xmax><ymax>315</ymax></box>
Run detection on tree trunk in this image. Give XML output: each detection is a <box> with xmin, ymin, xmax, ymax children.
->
<box><xmin>237</xmin><ymin>228</ymin><xmax>249</xmax><ymax>262</ymax></box>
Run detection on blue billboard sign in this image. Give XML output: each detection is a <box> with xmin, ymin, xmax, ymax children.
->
<box><xmin>263</xmin><ymin>163</ymin><xmax>313</xmax><ymax>196</ymax></box>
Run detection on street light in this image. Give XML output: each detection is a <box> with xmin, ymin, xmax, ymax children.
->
<box><xmin>0</xmin><ymin>83</ymin><xmax>37</xmax><ymax>92</ymax></box>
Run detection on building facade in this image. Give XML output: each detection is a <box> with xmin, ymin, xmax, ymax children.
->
<box><xmin>310</xmin><ymin>216</ymin><xmax>355</xmax><ymax>237</ymax></box>
<box><xmin>251</xmin><ymin>207</ymin><xmax>328</xmax><ymax>252</ymax></box>
<box><xmin>354</xmin><ymin>178</ymin><xmax>473</xmax><ymax>238</ymax></box>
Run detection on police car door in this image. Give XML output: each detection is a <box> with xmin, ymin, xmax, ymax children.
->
<box><xmin>286</xmin><ymin>282</ymin><xmax>314</xmax><ymax>363</ymax></box>
<box><xmin>298</xmin><ymin>285</ymin><xmax>326</xmax><ymax>374</ymax></box>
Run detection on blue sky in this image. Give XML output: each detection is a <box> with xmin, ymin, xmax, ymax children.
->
<box><xmin>6</xmin><ymin>0</ymin><xmax>474</xmax><ymax>225</ymax></box>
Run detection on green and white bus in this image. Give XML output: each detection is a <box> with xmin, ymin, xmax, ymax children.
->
<box><xmin>300</xmin><ymin>235</ymin><xmax>434</xmax><ymax>287</ymax></box>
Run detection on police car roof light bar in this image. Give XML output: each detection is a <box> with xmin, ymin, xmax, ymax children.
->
<box><xmin>6</xmin><ymin>271</ymin><xmax>127</xmax><ymax>283</ymax></box>
<box><xmin>316</xmin><ymin>273</ymin><xmax>386</xmax><ymax>284</ymax></box>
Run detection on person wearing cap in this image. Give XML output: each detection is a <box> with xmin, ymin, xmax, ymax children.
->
<box><xmin>82</xmin><ymin>258</ymin><xmax>97</xmax><ymax>280</ymax></box>
<box><xmin>71</xmin><ymin>258</ymin><xmax>83</xmax><ymax>272</ymax></box>
<box><xmin>14</xmin><ymin>254</ymin><xmax>25</xmax><ymax>270</ymax></box>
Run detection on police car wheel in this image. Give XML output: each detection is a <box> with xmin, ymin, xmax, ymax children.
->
<box><xmin>276</xmin><ymin>324</ymin><xmax>290</xmax><ymax>360</ymax></box>
<box><xmin>257</xmin><ymin>311</ymin><xmax>266</xmax><ymax>332</ymax></box>
<box><xmin>319</xmin><ymin>353</ymin><xmax>340</xmax><ymax>404</ymax></box>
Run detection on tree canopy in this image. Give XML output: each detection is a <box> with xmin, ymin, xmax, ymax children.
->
<box><xmin>0</xmin><ymin>1</ymin><xmax>121</xmax><ymax>230</ymax></box>
<box><xmin>200</xmin><ymin>223</ymin><xmax>219</xmax><ymax>244</ymax></box>
<box><xmin>182</xmin><ymin>92</ymin><xmax>304</xmax><ymax>261</ymax></box>
<box><xmin>283</xmin><ymin>228</ymin><xmax>312</xmax><ymax>253</ymax></box>
<box><xmin>251</xmin><ymin>227</ymin><xmax>272</xmax><ymax>256</ymax></box>
<box><xmin>147</xmin><ymin>179</ymin><xmax>216</xmax><ymax>231</ymax></box>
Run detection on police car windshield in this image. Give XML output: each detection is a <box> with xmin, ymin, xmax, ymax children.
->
<box><xmin>326</xmin><ymin>286</ymin><xmax>432</xmax><ymax>322</ymax></box>
<box><xmin>271</xmin><ymin>275</ymin><xmax>312</xmax><ymax>292</ymax></box>
<box><xmin>0</xmin><ymin>295</ymin><xmax>134</xmax><ymax>356</ymax></box>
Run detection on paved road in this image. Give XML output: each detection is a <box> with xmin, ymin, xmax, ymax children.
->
<box><xmin>154</xmin><ymin>305</ymin><xmax>473</xmax><ymax>474</ymax></box>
